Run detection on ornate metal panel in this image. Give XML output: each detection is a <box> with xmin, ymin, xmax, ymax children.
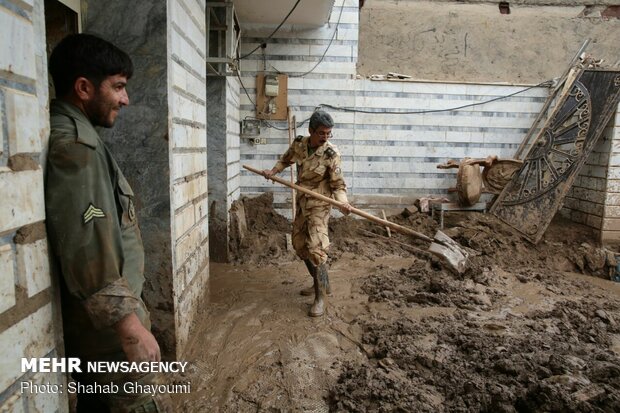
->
<box><xmin>491</xmin><ymin>69</ymin><xmax>620</xmax><ymax>243</ymax></box>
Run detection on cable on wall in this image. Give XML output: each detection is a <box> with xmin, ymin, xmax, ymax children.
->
<box><xmin>318</xmin><ymin>81</ymin><xmax>552</xmax><ymax>114</ymax></box>
<box><xmin>237</xmin><ymin>74</ymin><xmax>551</xmax><ymax>131</ymax></box>
<box><xmin>243</xmin><ymin>115</ymin><xmax>311</xmax><ymax>131</ymax></box>
<box><xmin>271</xmin><ymin>0</ymin><xmax>346</xmax><ymax>78</ymax></box>
<box><xmin>236</xmin><ymin>69</ymin><xmax>256</xmax><ymax>110</ymax></box>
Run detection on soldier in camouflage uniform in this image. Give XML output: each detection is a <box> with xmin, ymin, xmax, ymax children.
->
<box><xmin>263</xmin><ymin>111</ymin><xmax>352</xmax><ymax>317</ymax></box>
<box><xmin>45</xmin><ymin>34</ymin><xmax>171</xmax><ymax>412</ymax></box>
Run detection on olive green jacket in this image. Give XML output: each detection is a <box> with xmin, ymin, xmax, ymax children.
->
<box><xmin>45</xmin><ymin>99</ymin><xmax>149</xmax><ymax>357</ymax></box>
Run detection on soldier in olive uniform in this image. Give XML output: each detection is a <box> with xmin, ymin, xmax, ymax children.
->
<box><xmin>45</xmin><ymin>34</ymin><xmax>171</xmax><ymax>412</ymax></box>
<box><xmin>263</xmin><ymin>111</ymin><xmax>352</xmax><ymax>317</ymax></box>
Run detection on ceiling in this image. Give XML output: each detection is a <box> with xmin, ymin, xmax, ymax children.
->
<box><xmin>232</xmin><ymin>0</ymin><xmax>336</xmax><ymax>27</ymax></box>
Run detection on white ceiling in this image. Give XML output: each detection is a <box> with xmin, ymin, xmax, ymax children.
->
<box><xmin>233</xmin><ymin>0</ymin><xmax>336</xmax><ymax>27</ymax></box>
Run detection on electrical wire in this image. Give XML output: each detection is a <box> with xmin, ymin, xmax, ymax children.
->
<box><xmin>238</xmin><ymin>75</ymin><xmax>551</xmax><ymax>132</ymax></box>
<box><xmin>319</xmin><ymin>81</ymin><xmax>553</xmax><ymax>114</ymax></box>
<box><xmin>236</xmin><ymin>69</ymin><xmax>256</xmax><ymax>109</ymax></box>
<box><xmin>238</xmin><ymin>0</ymin><xmax>302</xmax><ymax>60</ymax></box>
<box><xmin>271</xmin><ymin>0</ymin><xmax>345</xmax><ymax>78</ymax></box>
<box><xmin>259</xmin><ymin>79</ymin><xmax>547</xmax><ymax>128</ymax></box>
<box><xmin>291</xmin><ymin>0</ymin><xmax>345</xmax><ymax>78</ymax></box>
<box><xmin>244</xmin><ymin>115</ymin><xmax>311</xmax><ymax>131</ymax></box>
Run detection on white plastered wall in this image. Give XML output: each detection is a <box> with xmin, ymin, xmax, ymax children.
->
<box><xmin>0</xmin><ymin>0</ymin><xmax>67</xmax><ymax>411</ymax></box>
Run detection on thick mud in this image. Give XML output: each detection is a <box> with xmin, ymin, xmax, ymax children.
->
<box><xmin>230</xmin><ymin>193</ymin><xmax>614</xmax><ymax>278</ymax></box>
<box><xmin>178</xmin><ymin>194</ymin><xmax>620</xmax><ymax>412</ymax></box>
<box><xmin>334</xmin><ymin>266</ymin><xmax>620</xmax><ymax>412</ymax></box>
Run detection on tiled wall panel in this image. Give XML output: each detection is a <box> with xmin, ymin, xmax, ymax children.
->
<box><xmin>0</xmin><ymin>1</ymin><xmax>66</xmax><ymax>410</ymax></box>
<box><xmin>168</xmin><ymin>0</ymin><xmax>208</xmax><ymax>355</ymax></box>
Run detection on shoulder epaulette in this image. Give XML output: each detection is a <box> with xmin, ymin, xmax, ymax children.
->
<box><xmin>325</xmin><ymin>147</ymin><xmax>336</xmax><ymax>158</ymax></box>
<box><xmin>294</xmin><ymin>135</ymin><xmax>303</xmax><ymax>142</ymax></box>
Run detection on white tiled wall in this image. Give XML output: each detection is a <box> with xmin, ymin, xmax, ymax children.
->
<box><xmin>0</xmin><ymin>245</ymin><xmax>16</xmax><ymax>314</ymax></box>
<box><xmin>0</xmin><ymin>1</ymin><xmax>66</xmax><ymax>410</ymax></box>
<box><xmin>237</xmin><ymin>0</ymin><xmax>548</xmax><ymax>216</ymax></box>
<box><xmin>600</xmin><ymin>107</ymin><xmax>620</xmax><ymax>244</ymax></box>
<box><xmin>167</xmin><ymin>0</ymin><xmax>208</xmax><ymax>355</ymax></box>
<box><xmin>16</xmin><ymin>239</ymin><xmax>51</xmax><ymax>298</ymax></box>
<box><xmin>560</xmin><ymin>129</ymin><xmax>611</xmax><ymax>232</ymax></box>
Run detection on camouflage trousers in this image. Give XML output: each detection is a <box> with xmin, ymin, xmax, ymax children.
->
<box><xmin>292</xmin><ymin>202</ymin><xmax>331</xmax><ymax>266</ymax></box>
<box><xmin>73</xmin><ymin>352</ymin><xmax>173</xmax><ymax>413</ymax></box>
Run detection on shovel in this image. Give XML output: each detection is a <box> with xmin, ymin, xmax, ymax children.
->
<box><xmin>243</xmin><ymin>164</ymin><xmax>469</xmax><ymax>274</ymax></box>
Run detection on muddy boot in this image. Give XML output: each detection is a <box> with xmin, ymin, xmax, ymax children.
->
<box><xmin>309</xmin><ymin>264</ymin><xmax>328</xmax><ymax>317</ymax></box>
<box><xmin>301</xmin><ymin>260</ymin><xmax>332</xmax><ymax>296</ymax></box>
<box><xmin>322</xmin><ymin>264</ymin><xmax>332</xmax><ymax>295</ymax></box>
<box><xmin>300</xmin><ymin>259</ymin><xmax>316</xmax><ymax>296</ymax></box>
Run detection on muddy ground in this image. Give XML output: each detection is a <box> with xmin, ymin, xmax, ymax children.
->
<box><xmin>175</xmin><ymin>194</ymin><xmax>620</xmax><ymax>412</ymax></box>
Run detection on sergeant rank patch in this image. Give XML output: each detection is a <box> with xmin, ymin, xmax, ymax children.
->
<box><xmin>83</xmin><ymin>203</ymin><xmax>106</xmax><ymax>224</ymax></box>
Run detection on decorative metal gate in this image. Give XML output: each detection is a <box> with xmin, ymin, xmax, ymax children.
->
<box><xmin>491</xmin><ymin>69</ymin><xmax>620</xmax><ymax>243</ymax></box>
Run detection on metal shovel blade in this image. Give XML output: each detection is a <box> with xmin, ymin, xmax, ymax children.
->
<box><xmin>428</xmin><ymin>230</ymin><xmax>469</xmax><ymax>274</ymax></box>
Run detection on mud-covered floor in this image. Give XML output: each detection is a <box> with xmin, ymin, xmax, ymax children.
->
<box><xmin>174</xmin><ymin>194</ymin><xmax>620</xmax><ymax>412</ymax></box>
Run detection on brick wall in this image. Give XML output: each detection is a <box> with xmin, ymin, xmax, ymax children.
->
<box><xmin>0</xmin><ymin>0</ymin><xmax>67</xmax><ymax>411</ymax></box>
<box><xmin>168</xmin><ymin>0</ymin><xmax>208</xmax><ymax>354</ymax></box>
<box><xmin>601</xmin><ymin>108</ymin><xmax>620</xmax><ymax>244</ymax></box>
<box><xmin>560</xmin><ymin>123</ymin><xmax>612</xmax><ymax>233</ymax></box>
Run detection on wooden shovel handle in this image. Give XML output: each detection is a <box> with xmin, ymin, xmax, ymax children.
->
<box><xmin>243</xmin><ymin>164</ymin><xmax>434</xmax><ymax>243</ymax></box>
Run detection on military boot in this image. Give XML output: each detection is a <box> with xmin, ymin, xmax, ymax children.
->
<box><xmin>300</xmin><ymin>259</ymin><xmax>331</xmax><ymax>296</ymax></box>
<box><xmin>300</xmin><ymin>259</ymin><xmax>316</xmax><ymax>296</ymax></box>
<box><xmin>321</xmin><ymin>263</ymin><xmax>331</xmax><ymax>295</ymax></box>
<box><xmin>309</xmin><ymin>263</ymin><xmax>328</xmax><ymax>317</ymax></box>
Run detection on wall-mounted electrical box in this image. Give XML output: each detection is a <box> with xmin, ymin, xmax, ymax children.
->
<box><xmin>265</xmin><ymin>75</ymin><xmax>279</xmax><ymax>97</ymax></box>
<box><xmin>241</xmin><ymin>119</ymin><xmax>260</xmax><ymax>137</ymax></box>
<box><xmin>240</xmin><ymin>119</ymin><xmax>266</xmax><ymax>145</ymax></box>
<box><xmin>256</xmin><ymin>73</ymin><xmax>288</xmax><ymax>120</ymax></box>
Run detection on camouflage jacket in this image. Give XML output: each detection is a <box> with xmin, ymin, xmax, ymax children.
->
<box><xmin>45</xmin><ymin>99</ymin><xmax>149</xmax><ymax>357</ymax></box>
<box><xmin>274</xmin><ymin>136</ymin><xmax>348</xmax><ymax>209</ymax></box>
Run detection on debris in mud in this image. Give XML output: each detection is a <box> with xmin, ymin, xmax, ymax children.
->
<box><xmin>229</xmin><ymin>193</ymin><xmax>293</xmax><ymax>265</ymax></box>
<box><xmin>229</xmin><ymin>193</ymin><xmax>616</xmax><ymax>280</ymax></box>
<box><xmin>331</xmin><ymin>296</ymin><xmax>620</xmax><ymax>412</ymax></box>
<box><xmin>362</xmin><ymin>264</ymin><xmax>500</xmax><ymax>310</ymax></box>
<box><xmin>327</xmin><ymin>213</ymin><xmax>620</xmax><ymax>412</ymax></box>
